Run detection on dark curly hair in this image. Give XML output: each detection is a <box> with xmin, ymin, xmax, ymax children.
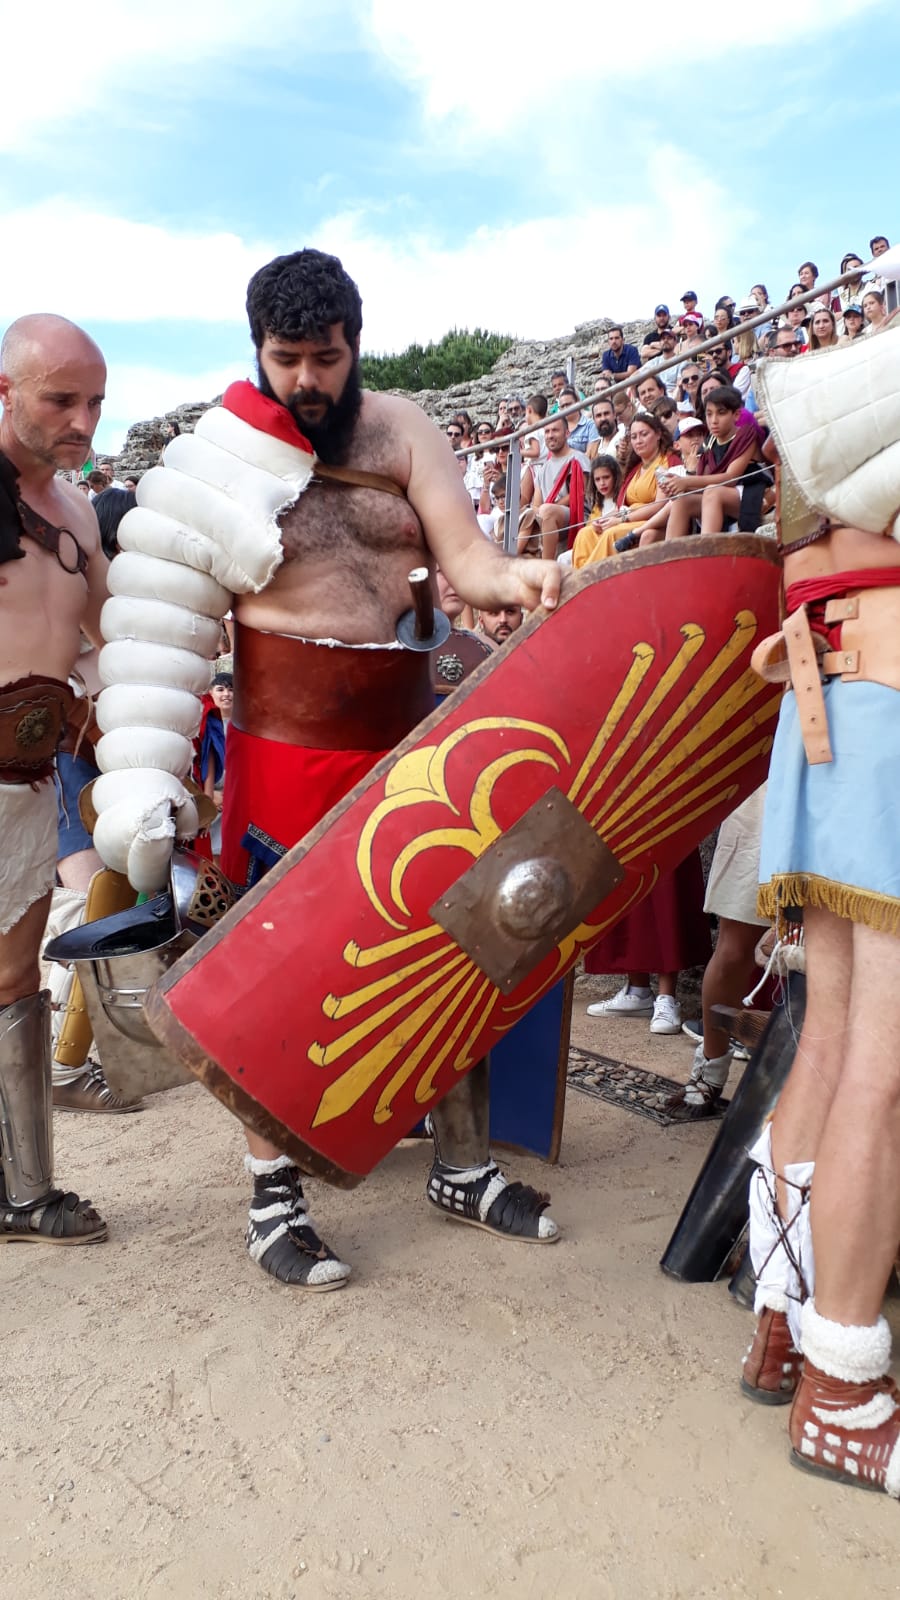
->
<box><xmin>245</xmin><ymin>250</ymin><xmax>363</xmax><ymax>349</ymax></box>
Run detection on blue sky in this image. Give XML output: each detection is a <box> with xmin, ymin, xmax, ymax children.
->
<box><xmin>3</xmin><ymin>0</ymin><xmax>896</xmax><ymax>452</ymax></box>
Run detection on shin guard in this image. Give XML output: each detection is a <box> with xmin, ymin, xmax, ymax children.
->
<box><xmin>0</xmin><ymin>991</ymin><xmax>53</xmax><ymax>1208</ymax></box>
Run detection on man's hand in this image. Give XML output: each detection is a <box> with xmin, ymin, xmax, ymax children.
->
<box><xmin>503</xmin><ymin>558</ymin><xmax>562</xmax><ymax>612</ymax></box>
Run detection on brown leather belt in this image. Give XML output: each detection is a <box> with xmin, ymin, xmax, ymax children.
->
<box><xmin>232</xmin><ymin>621</ymin><xmax>433</xmax><ymax>750</ymax></box>
<box><xmin>0</xmin><ymin>674</ymin><xmax>74</xmax><ymax>783</ymax></box>
<box><xmin>58</xmin><ymin>694</ymin><xmax>101</xmax><ymax>765</ymax></box>
<box><xmin>751</xmin><ymin>585</ymin><xmax>900</xmax><ymax>766</ymax></box>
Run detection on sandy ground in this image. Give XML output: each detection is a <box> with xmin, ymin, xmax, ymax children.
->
<box><xmin>3</xmin><ymin>984</ymin><xmax>899</xmax><ymax>1600</ymax></box>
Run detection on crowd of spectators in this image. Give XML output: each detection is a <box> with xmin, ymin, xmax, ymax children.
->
<box><xmin>447</xmin><ymin>233</ymin><xmax>895</xmax><ymax>566</ymax></box>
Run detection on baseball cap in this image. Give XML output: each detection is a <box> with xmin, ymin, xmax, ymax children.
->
<box><xmin>677</xmin><ymin>416</ymin><xmax>704</xmax><ymax>435</ymax></box>
<box><xmin>680</xmin><ymin>312</ymin><xmax>703</xmax><ymax>328</ymax></box>
<box><xmin>654</xmin><ymin>303</ymin><xmax>669</xmax><ymax>316</ymax></box>
<box><xmin>680</xmin><ymin>290</ymin><xmax>698</xmax><ymax>302</ymax></box>
<box><xmin>844</xmin><ymin>302</ymin><xmax>863</xmax><ymax>316</ymax></box>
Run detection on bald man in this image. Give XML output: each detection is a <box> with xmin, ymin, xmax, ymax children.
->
<box><xmin>0</xmin><ymin>313</ymin><xmax>109</xmax><ymax>1243</ymax></box>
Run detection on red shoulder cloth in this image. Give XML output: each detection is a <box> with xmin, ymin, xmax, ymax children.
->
<box><xmin>222</xmin><ymin>381</ymin><xmax>315</xmax><ymax>456</ymax></box>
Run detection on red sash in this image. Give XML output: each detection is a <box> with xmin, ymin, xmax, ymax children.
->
<box><xmin>546</xmin><ymin>456</ymin><xmax>585</xmax><ymax>533</ymax></box>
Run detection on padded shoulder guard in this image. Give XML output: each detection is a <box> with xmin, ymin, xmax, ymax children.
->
<box><xmin>758</xmin><ymin>325</ymin><xmax>900</xmax><ymax>541</ymax></box>
<box><xmin>94</xmin><ymin>404</ymin><xmax>315</xmax><ymax>891</ymax></box>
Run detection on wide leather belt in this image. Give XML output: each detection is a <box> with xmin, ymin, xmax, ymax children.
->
<box><xmin>232</xmin><ymin>621</ymin><xmax>433</xmax><ymax>751</ymax></box>
<box><xmin>0</xmin><ymin>674</ymin><xmax>74</xmax><ymax>783</ymax></box>
<box><xmin>751</xmin><ymin>585</ymin><xmax>900</xmax><ymax>766</ymax></box>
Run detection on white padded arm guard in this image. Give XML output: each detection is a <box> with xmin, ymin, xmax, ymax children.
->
<box><xmin>758</xmin><ymin>325</ymin><xmax>900</xmax><ymax>540</ymax></box>
<box><xmin>94</xmin><ymin>405</ymin><xmax>315</xmax><ymax>891</ymax></box>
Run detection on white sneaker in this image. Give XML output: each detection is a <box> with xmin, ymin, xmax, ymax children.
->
<box><xmin>586</xmin><ymin>983</ymin><xmax>654</xmax><ymax>1018</ymax></box>
<box><xmin>650</xmin><ymin>995</ymin><xmax>682</xmax><ymax>1035</ymax></box>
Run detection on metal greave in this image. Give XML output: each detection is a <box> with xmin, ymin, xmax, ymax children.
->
<box><xmin>430</xmin><ymin>1056</ymin><xmax>491</xmax><ymax>1169</ymax></box>
<box><xmin>0</xmin><ymin>990</ymin><xmax>54</xmax><ymax>1208</ymax></box>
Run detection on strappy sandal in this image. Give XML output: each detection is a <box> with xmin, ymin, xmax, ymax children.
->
<box><xmin>0</xmin><ymin>1186</ymin><xmax>107</xmax><ymax>1244</ymax></box>
<box><xmin>246</xmin><ymin>1162</ymin><xmax>350</xmax><ymax>1290</ymax></box>
<box><xmin>426</xmin><ymin>1161</ymin><xmax>559</xmax><ymax>1242</ymax></box>
<box><xmin>663</xmin><ymin>1079</ymin><xmax>724</xmax><ymax>1122</ymax></box>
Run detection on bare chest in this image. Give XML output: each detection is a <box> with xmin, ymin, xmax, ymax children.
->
<box><xmin>0</xmin><ymin>545</ymin><xmax>87</xmax><ymax>681</ymax></box>
<box><xmin>278</xmin><ymin>478</ymin><xmax>425</xmax><ymax>565</ymax></box>
<box><xmin>1</xmin><ymin>543</ymin><xmax>86</xmax><ymax>616</ymax></box>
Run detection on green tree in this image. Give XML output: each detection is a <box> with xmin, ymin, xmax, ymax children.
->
<box><xmin>360</xmin><ymin>327</ymin><xmax>513</xmax><ymax>392</ymax></box>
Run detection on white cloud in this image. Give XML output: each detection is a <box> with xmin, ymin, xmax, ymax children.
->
<box><xmin>0</xmin><ymin>201</ymin><xmax>272</xmax><ymax>324</ymax></box>
<box><xmin>1</xmin><ymin>0</ymin><xmax>334</xmax><ymax>154</ymax></box>
<box><xmin>362</xmin><ymin>0</ymin><xmax>882</xmax><ymax>140</ymax></box>
<box><xmin>322</xmin><ymin>144</ymin><xmax>755</xmax><ymax>347</ymax></box>
<box><xmin>98</xmin><ymin>360</ymin><xmax>249</xmax><ymax>452</ymax></box>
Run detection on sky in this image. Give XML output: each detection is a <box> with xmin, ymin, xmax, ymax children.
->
<box><xmin>2</xmin><ymin>0</ymin><xmax>896</xmax><ymax>453</ymax></box>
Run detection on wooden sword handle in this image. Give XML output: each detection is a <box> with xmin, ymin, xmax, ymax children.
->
<box><xmin>407</xmin><ymin>567</ymin><xmax>435</xmax><ymax>643</ymax></box>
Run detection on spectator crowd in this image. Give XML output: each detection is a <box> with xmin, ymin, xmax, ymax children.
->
<box><xmin>444</xmin><ymin>234</ymin><xmax>895</xmax><ymax>567</ymax></box>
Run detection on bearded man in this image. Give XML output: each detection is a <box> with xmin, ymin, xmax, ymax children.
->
<box><xmin>91</xmin><ymin>249</ymin><xmax>564</xmax><ymax>1290</ymax></box>
<box><xmin>0</xmin><ymin>314</ymin><xmax>109</xmax><ymax>1243</ymax></box>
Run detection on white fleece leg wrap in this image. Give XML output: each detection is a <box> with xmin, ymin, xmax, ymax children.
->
<box><xmin>244</xmin><ymin>1153</ymin><xmax>293</xmax><ymax>1177</ymax></box>
<box><xmin>682</xmin><ymin>1043</ymin><xmax>732</xmax><ymax>1107</ymax></box>
<box><xmin>748</xmin><ymin>1123</ymin><xmax>814</xmax><ymax>1347</ymax></box>
<box><xmin>801</xmin><ymin>1300</ymin><xmax>900</xmax><ymax>1497</ymax></box>
<box><xmin>801</xmin><ymin>1299</ymin><xmax>892</xmax><ymax>1384</ymax></box>
<box><xmin>244</xmin><ymin>1153</ymin><xmax>349</xmax><ymax>1285</ymax></box>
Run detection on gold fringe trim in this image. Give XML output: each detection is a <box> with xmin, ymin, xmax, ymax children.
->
<box><xmin>757</xmin><ymin>874</ymin><xmax>900</xmax><ymax>937</ymax></box>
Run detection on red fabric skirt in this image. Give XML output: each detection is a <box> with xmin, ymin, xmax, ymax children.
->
<box><xmin>584</xmin><ymin>851</ymin><xmax>711</xmax><ymax>975</ymax></box>
<box><xmin>221</xmin><ymin>725</ymin><xmax>384</xmax><ymax>888</ymax></box>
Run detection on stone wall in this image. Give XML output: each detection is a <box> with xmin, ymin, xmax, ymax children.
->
<box><xmin>110</xmin><ymin>316</ymin><xmax>650</xmax><ymax>474</ymax></box>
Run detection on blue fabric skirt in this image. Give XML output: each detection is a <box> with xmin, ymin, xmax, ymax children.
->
<box><xmin>758</xmin><ymin>678</ymin><xmax>900</xmax><ymax>932</ymax></box>
<box><xmin>56</xmin><ymin>750</ymin><xmax>97</xmax><ymax>860</ymax></box>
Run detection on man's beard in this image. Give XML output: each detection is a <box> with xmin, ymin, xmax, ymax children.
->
<box><xmin>257</xmin><ymin>360</ymin><xmax>362</xmax><ymax>465</ymax></box>
<box><xmin>13</xmin><ymin>407</ymin><xmax>92</xmax><ymax>470</ymax></box>
<box><xmin>597</xmin><ymin>422</ymin><xmax>616</xmax><ymax>440</ymax></box>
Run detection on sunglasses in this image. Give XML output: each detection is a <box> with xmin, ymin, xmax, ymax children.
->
<box><xmin>682</xmin><ymin>375</ymin><xmax>700</xmax><ymax>384</ymax></box>
<box><xmin>446</xmin><ymin>430</ymin><xmax>463</xmax><ymax>439</ymax></box>
<box><xmin>776</xmin><ymin>344</ymin><xmax>799</xmax><ymax>354</ymax></box>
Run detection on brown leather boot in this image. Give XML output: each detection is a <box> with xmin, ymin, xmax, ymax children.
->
<box><xmin>789</xmin><ymin>1300</ymin><xmax>900</xmax><ymax>1496</ymax></box>
<box><xmin>741</xmin><ymin>1307</ymin><xmax>802</xmax><ymax>1405</ymax></box>
<box><xmin>53</xmin><ymin>1061</ymin><xmax>144</xmax><ymax>1114</ymax></box>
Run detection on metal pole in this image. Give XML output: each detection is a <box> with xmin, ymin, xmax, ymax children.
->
<box><xmin>453</xmin><ymin>265</ymin><xmax>871</xmax><ymax>461</ymax></box>
<box><xmin>502</xmin><ymin>436</ymin><xmax>521</xmax><ymax>555</ymax></box>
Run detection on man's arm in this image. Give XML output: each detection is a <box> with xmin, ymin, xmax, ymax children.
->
<box><xmin>61</xmin><ymin>482</ymin><xmax>108</xmax><ymax>646</ymax></box>
<box><xmin>396</xmin><ymin>397</ymin><xmax>561</xmax><ymax>612</ymax></box>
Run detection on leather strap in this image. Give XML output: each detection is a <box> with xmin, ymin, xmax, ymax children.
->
<box><xmin>312</xmin><ymin>462</ymin><xmax>405</xmax><ymax>499</ymax></box>
<box><xmin>17</xmin><ymin>498</ymin><xmax>89</xmax><ymax>576</ymax></box>
<box><xmin>782</xmin><ymin>606</ymin><xmax>833</xmax><ymax>765</ymax></box>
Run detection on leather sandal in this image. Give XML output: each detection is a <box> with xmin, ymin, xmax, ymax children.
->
<box><xmin>0</xmin><ymin>1185</ymin><xmax>107</xmax><ymax>1244</ymax></box>
<box><xmin>246</xmin><ymin>1162</ymin><xmax>350</xmax><ymax>1290</ymax></box>
<box><xmin>427</xmin><ymin>1160</ymin><xmax>559</xmax><ymax>1242</ymax></box>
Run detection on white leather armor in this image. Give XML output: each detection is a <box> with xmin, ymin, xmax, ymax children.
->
<box><xmin>94</xmin><ymin>405</ymin><xmax>314</xmax><ymax>891</ymax></box>
<box><xmin>757</xmin><ymin>325</ymin><xmax>900</xmax><ymax>541</ymax></box>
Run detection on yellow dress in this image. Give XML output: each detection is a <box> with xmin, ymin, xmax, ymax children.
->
<box><xmin>572</xmin><ymin>455</ymin><xmax>666</xmax><ymax>568</ymax></box>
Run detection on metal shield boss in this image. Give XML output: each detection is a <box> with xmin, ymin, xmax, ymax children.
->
<box><xmin>146</xmin><ymin>539</ymin><xmax>783</xmax><ymax>1185</ymax></box>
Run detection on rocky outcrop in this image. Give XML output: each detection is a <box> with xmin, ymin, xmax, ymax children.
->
<box><xmin>110</xmin><ymin>316</ymin><xmax>649</xmax><ymax>473</ymax></box>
